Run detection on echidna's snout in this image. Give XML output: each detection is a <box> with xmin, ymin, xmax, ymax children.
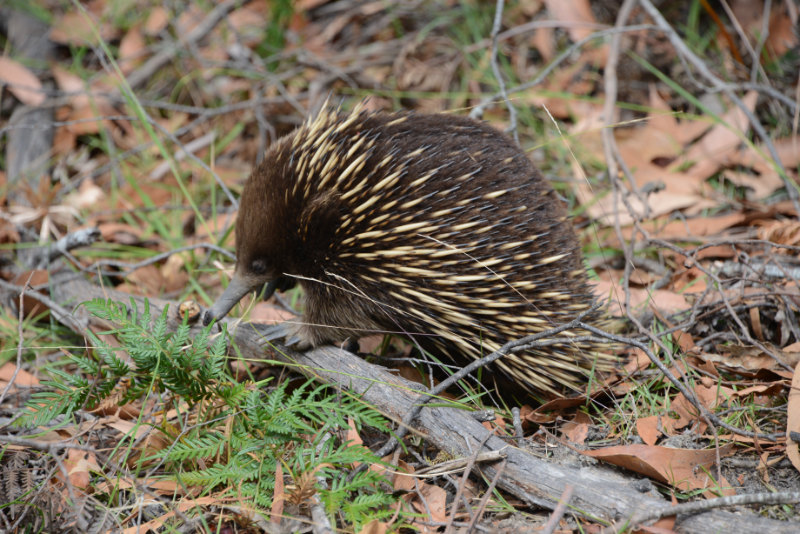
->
<box><xmin>202</xmin><ymin>274</ymin><xmax>260</xmax><ymax>326</ymax></box>
<box><xmin>203</xmin><ymin>275</ymin><xmax>293</xmax><ymax>326</ymax></box>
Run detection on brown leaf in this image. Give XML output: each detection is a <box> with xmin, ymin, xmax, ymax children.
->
<box><xmin>358</xmin><ymin>520</ymin><xmax>388</xmax><ymax>534</ymax></box>
<box><xmin>65</xmin><ymin>100</ymin><xmax>116</xmax><ymax>136</ymax></box>
<box><xmin>175</xmin><ymin>5</ymin><xmax>207</xmax><ymax>37</ymax></box>
<box><xmin>98</xmin><ymin>222</ymin><xmax>144</xmax><ymax>245</ymax></box>
<box><xmin>0</xmin><ymin>361</ymin><xmax>40</xmax><ymax>388</ymax></box>
<box><xmin>632</xmin><ymin>212</ymin><xmax>747</xmax><ymax>241</ymax></box>
<box><xmin>624</xmin><ymin>348</ymin><xmax>653</xmax><ymax>374</ymax></box>
<box><xmin>663</xmin><ymin>384</ymin><xmax>732</xmax><ymax>435</ymax></box>
<box><xmin>697</xmin><ymin>345</ymin><xmax>790</xmax><ymax>375</ymax></box>
<box><xmin>346</xmin><ymin>417</ymin><xmax>364</xmax><ymax>447</ymax></box>
<box><xmin>296</xmin><ymin>0</ymin><xmax>329</xmax><ymax>9</ymax></box>
<box><xmin>594</xmin><ymin>279</ymin><xmax>690</xmax><ymax>317</ymax></box>
<box><xmin>0</xmin><ymin>57</ymin><xmax>45</xmax><ymax>106</ymax></box>
<box><xmin>767</xmin><ymin>4</ymin><xmax>799</xmax><ymax>55</ymax></box>
<box><xmin>637</xmin><ymin>416</ymin><xmax>661</xmax><ymax>446</ymax></box>
<box><xmin>672</xmin><ymin>329</ymin><xmax>696</xmax><ymax>353</ymax></box>
<box><xmin>249</xmin><ymin>303</ymin><xmax>296</xmax><ymax>325</ymax></box>
<box><xmin>64</xmin><ymin>449</ymin><xmax>99</xmax><ymax>491</ymax></box>
<box><xmin>721</xmin><ymin>169</ymin><xmax>784</xmax><ymax>200</ymax></box>
<box><xmin>272</xmin><ymin>462</ymin><xmax>284</xmax><ymax>524</ymax></box>
<box><xmin>12</xmin><ymin>270</ymin><xmax>50</xmax><ymax>319</ymax></box>
<box><xmin>392</xmin><ymin>459</ymin><xmax>416</xmax><ymax>492</ymax></box>
<box><xmin>144</xmin><ymin>7</ymin><xmax>170</xmax><ymax>35</ymax></box>
<box><xmin>119</xmin><ymin>25</ymin><xmax>146</xmax><ymax>74</ymax></box>
<box><xmin>562</xmin><ymin>411</ymin><xmax>590</xmax><ymax>444</ymax></box>
<box><xmin>413</xmin><ymin>483</ymin><xmax>447</xmax><ymax>522</ymax></box>
<box><xmin>543</xmin><ymin>0</ymin><xmax>597</xmax><ymax>42</ymax></box>
<box><xmin>583</xmin><ymin>443</ymin><xmax>735</xmax><ymax>496</ymax></box>
<box><xmin>640</xmin><ymin>518</ymin><xmax>679</xmax><ymax>533</ymax></box>
<box><xmin>672</xmin><ymin>91</ymin><xmax>759</xmax><ymax>183</ymax></box>
<box><xmin>161</xmin><ymin>254</ymin><xmax>189</xmax><ymax>294</ymax></box>
<box><xmin>786</xmin><ymin>360</ymin><xmax>800</xmax><ymax>474</ymax></box>
<box><xmin>64</xmin><ymin>179</ymin><xmax>106</xmax><ymax>210</ymax></box>
<box><xmin>671</xmin><ymin>266</ymin><xmax>708</xmax><ymax>295</ymax></box>
<box><xmin>120</xmin><ymin>496</ymin><xmax>219</xmax><ymax>534</ymax></box>
<box><xmin>525</xmin><ymin>396</ymin><xmax>586</xmax><ymax>424</ymax></box>
<box><xmin>53</xmin><ymin>126</ymin><xmax>77</xmax><ymax>157</ymax></box>
<box><xmin>756</xmin><ymin>219</ymin><xmax>800</xmax><ymax>248</ymax></box>
<box><xmin>646</xmin><ymin>85</ymin><xmax>712</xmax><ymax>145</ymax></box>
<box><xmin>126</xmin><ymin>265</ymin><xmax>165</xmax><ymax>295</ymax></box>
<box><xmin>51</xmin><ymin>9</ymin><xmax>118</xmax><ymax>45</ymax></box>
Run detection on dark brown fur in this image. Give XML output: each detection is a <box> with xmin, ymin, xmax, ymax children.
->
<box><xmin>209</xmin><ymin>105</ymin><xmax>614</xmax><ymax>397</ymax></box>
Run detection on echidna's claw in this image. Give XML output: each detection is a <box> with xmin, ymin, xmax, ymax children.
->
<box><xmin>259</xmin><ymin>322</ymin><xmax>311</xmax><ymax>351</ymax></box>
<box><xmin>284</xmin><ymin>335</ymin><xmax>303</xmax><ymax>347</ymax></box>
<box><xmin>259</xmin><ymin>323</ymin><xmax>290</xmax><ymax>344</ymax></box>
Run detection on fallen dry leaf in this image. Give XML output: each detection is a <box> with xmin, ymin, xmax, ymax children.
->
<box><xmin>250</xmin><ymin>303</ymin><xmax>296</xmax><ymax>325</ymax></box>
<box><xmin>756</xmin><ymin>219</ymin><xmax>800</xmax><ymax>248</ymax></box>
<box><xmin>543</xmin><ymin>0</ymin><xmax>598</xmax><ymax>42</ymax></box>
<box><xmin>64</xmin><ymin>179</ymin><xmax>106</xmax><ymax>210</ymax></box>
<box><xmin>672</xmin><ymin>91</ymin><xmax>758</xmax><ymax>184</ymax></box>
<box><xmin>0</xmin><ymin>361</ymin><xmax>40</xmax><ymax>388</ymax></box>
<box><xmin>50</xmin><ymin>9</ymin><xmax>118</xmax><ymax>45</ymax></box>
<box><xmin>636</xmin><ymin>416</ymin><xmax>661</xmax><ymax>446</ymax></box>
<box><xmin>663</xmin><ymin>384</ymin><xmax>733</xmax><ymax>435</ymax></box>
<box><xmin>412</xmin><ymin>482</ymin><xmax>448</xmax><ymax>522</ymax></box>
<box><xmin>358</xmin><ymin>519</ymin><xmax>388</xmax><ymax>534</ymax></box>
<box><xmin>562</xmin><ymin>411</ymin><xmax>591</xmax><ymax>444</ymax></box>
<box><xmin>628</xmin><ymin>211</ymin><xmax>747</xmax><ymax>241</ymax></box>
<box><xmin>391</xmin><ymin>459</ymin><xmax>416</xmax><ymax>492</ymax></box>
<box><xmin>121</xmin><ymin>496</ymin><xmax>221</xmax><ymax>534</ymax></box>
<box><xmin>0</xmin><ymin>57</ymin><xmax>45</xmax><ymax>106</ymax></box>
<box><xmin>583</xmin><ymin>443</ymin><xmax>735</xmax><ymax>497</ymax></box>
<box><xmin>119</xmin><ymin>25</ymin><xmax>146</xmax><ymax>74</ymax></box>
<box><xmin>272</xmin><ymin>461</ymin><xmax>285</xmax><ymax>524</ymax></box>
<box><xmin>144</xmin><ymin>6</ymin><xmax>170</xmax><ymax>35</ymax></box>
<box><xmin>786</xmin><ymin>360</ymin><xmax>800</xmax><ymax>473</ymax></box>
<box><xmin>12</xmin><ymin>269</ymin><xmax>50</xmax><ymax>319</ymax></box>
<box><xmin>346</xmin><ymin>417</ymin><xmax>365</xmax><ymax>447</ymax></box>
<box><xmin>64</xmin><ymin>448</ymin><xmax>100</xmax><ymax>490</ymax></box>
<box><xmin>595</xmin><ymin>278</ymin><xmax>690</xmax><ymax>317</ymax></box>
<box><xmin>97</xmin><ymin>222</ymin><xmax>145</xmax><ymax>245</ymax></box>
<box><xmin>696</xmin><ymin>344</ymin><xmax>793</xmax><ymax>376</ymax></box>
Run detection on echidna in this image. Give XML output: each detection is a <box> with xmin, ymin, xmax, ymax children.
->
<box><xmin>204</xmin><ymin>104</ymin><xmax>615</xmax><ymax>397</ymax></box>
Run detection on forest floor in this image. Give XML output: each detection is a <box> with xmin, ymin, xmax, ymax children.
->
<box><xmin>1</xmin><ymin>1</ymin><xmax>799</xmax><ymax>532</ymax></box>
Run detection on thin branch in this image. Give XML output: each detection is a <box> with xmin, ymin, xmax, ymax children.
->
<box><xmin>488</xmin><ymin>0</ymin><xmax>518</xmax><ymax>144</ymax></box>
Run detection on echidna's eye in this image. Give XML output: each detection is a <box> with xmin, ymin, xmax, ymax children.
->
<box><xmin>250</xmin><ymin>259</ymin><xmax>268</xmax><ymax>275</ymax></box>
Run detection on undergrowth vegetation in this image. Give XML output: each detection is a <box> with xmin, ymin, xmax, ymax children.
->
<box><xmin>14</xmin><ymin>298</ymin><xmax>399</xmax><ymax>529</ymax></box>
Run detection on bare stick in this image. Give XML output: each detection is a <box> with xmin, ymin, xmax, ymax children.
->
<box><xmin>0</xmin><ymin>275</ymin><xmax>31</xmax><ymax>407</ymax></box>
<box><xmin>488</xmin><ymin>0</ymin><xmax>518</xmax><ymax>143</ymax></box>
<box><xmin>542</xmin><ymin>484</ymin><xmax>575</xmax><ymax>534</ymax></box>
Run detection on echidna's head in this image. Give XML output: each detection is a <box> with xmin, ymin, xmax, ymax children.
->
<box><xmin>202</xmin><ymin>137</ymin><xmax>301</xmax><ymax>326</ymax></box>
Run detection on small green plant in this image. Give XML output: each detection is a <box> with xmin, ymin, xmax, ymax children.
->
<box><xmin>17</xmin><ymin>298</ymin><xmax>227</xmax><ymax>427</ymax></box>
<box><xmin>17</xmin><ymin>297</ymin><xmax>400</xmax><ymax>529</ymax></box>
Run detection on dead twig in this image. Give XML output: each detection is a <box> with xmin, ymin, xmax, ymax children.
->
<box><xmin>488</xmin><ymin>0</ymin><xmax>518</xmax><ymax>144</ymax></box>
<box><xmin>541</xmin><ymin>484</ymin><xmax>575</xmax><ymax>534</ymax></box>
